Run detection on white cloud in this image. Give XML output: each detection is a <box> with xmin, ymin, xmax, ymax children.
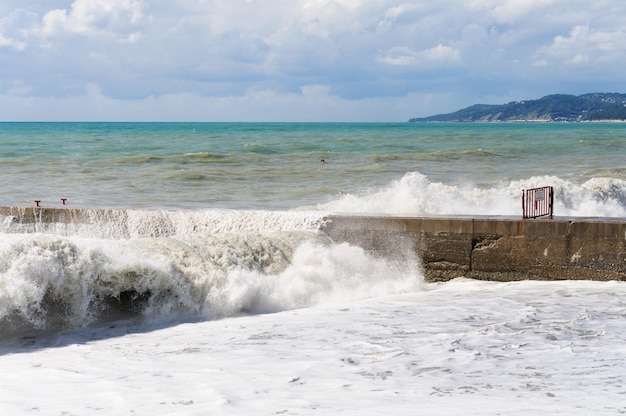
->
<box><xmin>537</xmin><ymin>24</ymin><xmax>626</xmax><ymax>66</ymax></box>
<box><xmin>0</xmin><ymin>8</ymin><xmax>37</xmax><ymax>51</ymax></box>
<box><xmin>0</xmin><ymin>32</ymin><xmax>25</xmax><ymax>50</ymax></box>
<box><xmin>425</xmin><ymin>44</ymin><xmax>461</xmax><ymax>62</ymax></box>
<box><xmin>377</xmin><ymin>44</ymin><xmax>461</xmax><ymax>67</ymax></box>
<box><xmin>384</xmin><ymin>3</ymin><xmax>420</xmax><ymax>20</ymax></box>
<box><xmin>37</xmin><ymin>0</ymin><xmax>146</xmax><ymax>39</ymax></box>
<box><xmin>469</xmin><ymin>0</ymin><xmax>556</xmax><ymax>24</ymax></box>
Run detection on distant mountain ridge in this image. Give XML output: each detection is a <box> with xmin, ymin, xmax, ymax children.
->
<box><xmin>409</xmin><ymin>93</ymin><xmax>626</xmax><ymax>122</ymax></box>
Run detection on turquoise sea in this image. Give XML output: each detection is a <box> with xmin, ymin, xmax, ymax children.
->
<box><xmin>2</xmin><ymin>122</ymin><xmax>625</xmax><ymax>213</ymax></box>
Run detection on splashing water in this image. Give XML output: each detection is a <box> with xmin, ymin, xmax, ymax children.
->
<box><xmin>316</xmin><ymin>172</ymin><xmax>626</xmax><ymax>217</ymax></box>
<box><xmin>0</xmin><ymin>210</ymin><xmax>422</xmax><ymax>337</ymax></box>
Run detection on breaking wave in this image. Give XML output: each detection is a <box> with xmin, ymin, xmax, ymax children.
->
<box><xmin>315</xmin><ymin>172</ymin><xmax>626</xmax><ymax>217</ymax></box>
<box><xmin>0</xmin><ymin>209</ymin><xmax>422</xmax><ymax>338</ymax></box>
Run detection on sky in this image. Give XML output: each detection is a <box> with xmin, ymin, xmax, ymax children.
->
<box><xmin>1</xmin><ymin>0</ymin><xmax>625</xmax><ymax>122</ymax></box>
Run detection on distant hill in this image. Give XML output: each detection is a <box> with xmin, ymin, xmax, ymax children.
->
<box><xmin>409</xmin><ymin>93</ymin><xmax>626</xmax><ymax>122</ymax></box>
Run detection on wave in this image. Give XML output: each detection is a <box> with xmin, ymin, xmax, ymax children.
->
<box><xmin>0</xmin><ymin>210</ymin><xmax>423</xmax><ymax>338</ymax></box>
<box><xmin>315</xmin><ymin>172</ymin><xmax>626</xmax><ymax>217</ymax></box>
<box><xmin>117</xmin><ymin>154</ymin><xmax>165</xmax><ymax>164</ymax></box>
<box><xmin>423</xmin><ymin>149</ymin><xmax>507</xmax><ymax>162</ymax></box>
<box><xmin>369</xmin><ymin>149</ymin><xmax>505</xmax><ymax>164</ymax></box>
<box><xmin>114</xmin><ymin>152</ymin><xmax>235</xmax><ymax>165</ymax></box>
<box><xmin>242</xmin><ymin>143</ymin><xmax>280</xmax><ymax>154</ymax></box>
<box><xmin>173</xmin><ymin>152</ymin><xmax>234</xmax><ymax>163</ymax></box>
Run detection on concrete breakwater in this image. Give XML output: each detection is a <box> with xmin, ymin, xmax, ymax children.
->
<box><xmin>322</xmin><ymin>214</ymin><xmax>626</xmax><ymax>282</ymax></box>
<box><xmin>2</xmin><ymin>206</ymin><xmax>626</xmax><ymax>282</ymax></box>
<box><xmin>0</xmin><ymin>206</ymin><xmax>127</xmax><ymax>225</ymax></box>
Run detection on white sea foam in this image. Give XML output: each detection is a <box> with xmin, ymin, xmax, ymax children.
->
<box><xmin>1</xmin><ymin>279</ymin><xmax>625</xmax><ymax>415</ymax></box>
<box><xmin>316</xmin><ymin>172</ymin><xmax>626</xmax><ymax>217</ymax></box>
<box><xmin>0</xmin><ymin>221</ymin><xmax>422</xmax><ymax>334</ymax></box>
<box><xmin>0</xmin><ymin>209</ymin><xmax>328</xmax><ymax>239</ymax></box>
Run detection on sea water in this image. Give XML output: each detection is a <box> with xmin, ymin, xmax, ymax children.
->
<box><xmin>1</xmin><ymin>122</ymin><xmax>625</xmax><ymax>213</ymax></box>
<box><xmin>1</xmin><ymin>122</ymin><xmax>626</xmax><ymax>414</ymax></box>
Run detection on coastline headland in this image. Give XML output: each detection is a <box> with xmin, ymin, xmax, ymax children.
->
<box><xmin>2</xmin><ymin>206</ymin><xmax>626</xmax><ymax>282</ymax></box>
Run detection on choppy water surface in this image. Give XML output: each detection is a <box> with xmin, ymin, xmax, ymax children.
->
<box><xmin>1</xmin><ymin>122</ymin><xmax>625</xmax><ymax>211</ymax></box>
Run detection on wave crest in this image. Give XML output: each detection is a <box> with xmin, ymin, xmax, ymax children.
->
<box><xmin>316</xmin><ymin>172</ymin><xmax>626</xmax><ymax>217</ymax></box>
<box><xmin>0</xmin><ymin>225</ymin><xmax>422</xmax><ymax>337</ymax></box>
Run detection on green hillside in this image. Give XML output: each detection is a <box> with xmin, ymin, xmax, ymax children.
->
<box><xmin>409</xmin><ymin>93</ymin><xmax>626</xmax><ymax>122</ymax></box>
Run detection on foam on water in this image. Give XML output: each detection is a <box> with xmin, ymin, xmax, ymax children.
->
<box><xmin>1</xmin><ymin>209</ymin><xmax>327</xmax><ymax>238</ymax></box>
<box><xmin>2</xmin><ymin>279</ymin><xmax>626</xmax><ymax>415</ymax></box>
<box><xmin>0</xmin><ymin>209</ymin><xmax>422</xmax><ymax>337</ymax></box>
<box><xmin>316</xmin><ymin>172</ymin><xmax>626</xmax><ymax>217</ymax></box>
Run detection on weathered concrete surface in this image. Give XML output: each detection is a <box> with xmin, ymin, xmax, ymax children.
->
<box><xmin>322</xmin><ymin>215</ymin><xmax>626</xmax><ymax>282</ymax></box>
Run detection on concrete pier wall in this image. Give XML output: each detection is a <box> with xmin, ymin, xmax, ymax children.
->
<box><xmin>2</xmin><ymin>206</ymin><xmax>626</xmax><ymax>282</ymax></box>
<box><xmin>322</xmin><ymin>215</ymin><xmax>626</xmax><ymax>282</ymax></box>
<box><xmin>0</xmin><ymin>206</ymin><xmax>125</xmax><ymax>224</ymax></box>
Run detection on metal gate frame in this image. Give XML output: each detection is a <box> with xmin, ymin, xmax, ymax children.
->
<box><xmin>522</xmin><ymin>186</ymin><xmax>554</xmax><ymax>219</ymax></box>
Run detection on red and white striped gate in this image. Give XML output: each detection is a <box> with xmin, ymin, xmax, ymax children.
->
<box><xmin>522</xmin><ymin>186</ymin><xmax>553</xmax><ymax>219</ymax></box>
